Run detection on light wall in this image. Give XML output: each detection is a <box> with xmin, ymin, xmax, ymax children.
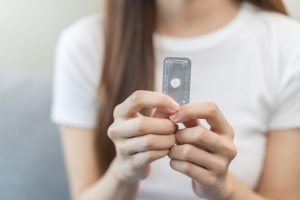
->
<box><xmin>0</xmin><ymin>0</ymin><xmax>100</xmax><ymax>71</ymax></box>
<box><xmin>0</xmin><ymin>0</ymin><xmax>299</xmax><ymax>71</ymax></box>
<box><xmin>285</xmin><ymin>0</ymin><xmax>300</xmax><ymax>19</ymax></box>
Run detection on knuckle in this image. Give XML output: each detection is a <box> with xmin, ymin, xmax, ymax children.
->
<box><xmin>135</xmin><ymin>117</ymin><xmax>148</xmax><ymax>133</ymax></box>
<box><xmin>131</xmin><ymin>90</ymin><xmax>145</xmax><ymax>102</ymax></box>
<box><xmin>158</xmin><ymin>93</ymin><xmax>169</xmax><ymax>106</ymax></box>
<box><xmin>145</xmin><ymin>151</ymin><xmax>155</xmax><ymax>162</ymax></box>
<box><xmin>206</xmin><ymin>102</ymin><xmax>219</xmax><ymax>116</ymax></box>
<box><xmin>144</xmin><ymin>135</ymin><xmax>156</xmax><ymax>149</ymax></box>
<box><xmin>222</xmin><ymin>140</ymin><xmax>237</xmax><ymax>159</ymax></box>
<box><xmin>107</xmin><ymin>124</ymin><xmax>117</xmax><ymax>140</ymax></box>
<box><xmin>194</xmin><ymin>127</ymin><xmax>206</xmax><ymax>143</ymax></box>
<box><xmin>113</xmin><ymin>104</ymin><xmax>122</xmax><ymax>118</ymax></box>
<box><xmin>181</xmin><ymin>162</ymin><xmax>192</xmax><ymax>174</ymax></box>
<box><xmin>205</xmin><ymin>174</ymin><xmax>218</xmax><ymax>187</ymax></box>
<box><xmin>229</xmin><ymin>144</ymin><xmax>238</xmax><ymax>159</ymax></box>
<box><xmin>214</xmin><ymin>159</ymin><xmax>228</xmax><ymax>174</ymax></box>
<box><xmin>182</xmin><ymin>145</ymin><xmax>194</xmax><ymax>160</ymax></box>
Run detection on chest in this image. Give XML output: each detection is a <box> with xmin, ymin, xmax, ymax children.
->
<box><xmin>151</xmin><ymin>43</ymin><xmax>274</xmax><ymax>190</ymax></box>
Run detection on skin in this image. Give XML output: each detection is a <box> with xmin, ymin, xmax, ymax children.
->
<box><xmin>60</xmin><ymin>0</ymin><xmax>300</xmax><ymax>200</ymax></box>
<box><xmin>62</xmin><ymin>91</ymin><xmax>180</xmax><ymax>200</ymax></box>
<box><xmin>156</xmin><ymin>0</ymin><xmax>241</xmax><ymax>37</ymax></box>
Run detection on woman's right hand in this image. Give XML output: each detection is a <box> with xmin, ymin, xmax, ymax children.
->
<box><xmin>107</xmin><ymin>90</ymin><xmax>179</xmax><ymax>183</ymax></box>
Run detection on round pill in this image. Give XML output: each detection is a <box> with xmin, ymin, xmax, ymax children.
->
<box><xmin>170</xmin><ymin>78</ymin><xmax>181</xmax><ymax>89</ymax></box>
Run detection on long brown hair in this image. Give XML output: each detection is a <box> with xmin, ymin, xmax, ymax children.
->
<box><xmin>95</xmin><ymin>0</ymin><xmax>288</xmax><ymax>174</ymax></box>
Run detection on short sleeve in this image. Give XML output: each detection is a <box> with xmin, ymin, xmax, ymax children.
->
<box><xmin>51</xmin><ymin>19</ymin><xmax>102</xmax><ymax>128</ymax></box>
<box><xmin>269</xmin><ymin>46</ymin><xmax>300</xmax><ymax>130</ymax></box>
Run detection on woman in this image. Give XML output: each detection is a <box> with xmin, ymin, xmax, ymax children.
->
<box><xmin>52</xmin><ymin>0</ymin><xmax>300</xmax><ymax>199</ymax></box>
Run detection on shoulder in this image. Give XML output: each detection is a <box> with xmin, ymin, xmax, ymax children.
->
<box><xmin>255</xmin><ymin>8</ymin><xmax>300</xmax><ymax>54</ymax></box>
<box><xmin>53</xmin><ymin>14</ymin><xmax>105</xmax><ymax>98</ymax></box>
<box><xmin>61</xmin><ymin>13</ymin><xmax>103</xmax><ymax>40</ymax></box>
<box><xmin>52</xmin><ymin>15</ymin><xmax>104</xmax><ymax>128</ymax></box>
<box><xmin>54</xmin><ymin>14</ymin><xmax>104</xmax><ymax>81</ymax></box>
<box><xmin>247</xmin><ymin>5</ymin><xmax>300</xmax><ymax>76</ymax></box>
<box><xmin>57</xmin><ymin>14</ymin><xmax>104</xmax><ymax>56</ymax></box>
<box><xmin>260</xmin><ymin>9</ymin><xmax>300</xmax><ymax>40</ymax></box>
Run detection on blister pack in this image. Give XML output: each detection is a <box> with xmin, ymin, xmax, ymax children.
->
<box><xmin>162</xmin><ymin>57</ymin><xmax>191</xmax><ymax>105</ymax></box>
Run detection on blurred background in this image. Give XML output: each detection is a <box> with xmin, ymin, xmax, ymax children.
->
<box><xmin>0</xmin><ymin>0</ymin><xmax>300</xmax><ymax>70</ymax></box>
<box><xmin>0</xmin><ymin>0</ymin><xmax>299</xmax><ymax>71</ymax></box>
<box><xmin>0</xmin><ymin>0</ymin><xmax>101</xmax><ymax>71</ymax></box>
<box><xmin>0</xmin><ymin>0</ymin><xmax>299</xmax><ymax>200</ymax></box>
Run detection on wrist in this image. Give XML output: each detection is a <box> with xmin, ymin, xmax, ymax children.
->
<box><xmin>219</xmin><ymin>173</ymin><xmax>234</xmax><ymax>200</ymax></box>
<box><xmin>109</xmin><ymin>157</ymin><xmax>141</xmax><ymax>185</ymax></box>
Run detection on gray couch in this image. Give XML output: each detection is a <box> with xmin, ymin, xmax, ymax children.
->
<box><xmin>0</xmin><ymin>70</ymin><xmax>70</xmax><ymax>200</ymax></box>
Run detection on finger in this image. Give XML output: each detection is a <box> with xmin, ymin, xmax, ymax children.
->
<box><xmin>114</xmin><ymin>90</ymin><xmax>179</xmax><ymax>118</ymax></box>
<box><xmin>152</xmin><ymin>109</ymin><xmax>170</xmax><ymax>119</ymax></box>
<box><xmin>170</xmin><ymin>160</ymin><xmax>216</xmax><ymax>187</ymax></box>
<box><xmin>169</xmin><ymin>102</ymin><xmax>233</xmax><ymax>136</ymax></box>
<box><xmin>168</xmin><ymin>144</ymin><xmax>227</xmax><ymax>173</ymax></box>
<box><xmin>175</xmin><ymin>126</ymin><xmax>237</xmax><ymax>158</ymax></box>
<box><xmin>108</xmin><ymin>116</ymin><xmax>177</xmax><ymax>139</ymax></box>
<box><xmin>152</xmin><ymin>109</ymin><xmax>179</xmax><ymax>133</ymax></box>
<box><xmin>118</xmin><ymin>134</ymin><xmax>175</xmax><ymax>156</ymax></box>
<box><xmin>175</xmin><ymin>126</ymin><xmax>220</xmax><ymax>152</ymax></box>
<box><xmin>183</xmin><ymin>119</ymin><xmax>200</xmax><ymax>128</ymax></box>
<box><xmin>130</xmin><ymin>150</ymin><xmax>169</xmax><ymax>169</ymax></box>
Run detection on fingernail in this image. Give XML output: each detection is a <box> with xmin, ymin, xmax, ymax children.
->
<box><xmin>169</xmin><ymin>100</ymin><xmax>179</xmax><ymax>112</ymax></box>
<box><xmin>169</xmin><ymin>112</ymin><xmax>178</xmax><ymax>122</ymax></box>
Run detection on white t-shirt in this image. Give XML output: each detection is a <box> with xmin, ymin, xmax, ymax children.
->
<box><xmin>52</xmin><ymin>2</ymin><xmax>300</xmax><ymax>200</ymax></box>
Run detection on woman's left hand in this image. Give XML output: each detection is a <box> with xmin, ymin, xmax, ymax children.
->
<box><xmin>168</xmin><ymin>102</ymin><xmax>237</xmax><ymax>200</ymax></box>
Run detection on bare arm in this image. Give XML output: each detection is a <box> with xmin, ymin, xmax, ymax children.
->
<box><xmin>59</xmin><ymin>91</ymin><xmax>179</xmax><ymax>200</ymax></box>
<box><xmin>167</xmin><ymin>102</ymin><xmax>300</xmax><ymax>200</ymax></box>
<box><xmin>60</xmin><ymin>126</ymin><xmax>138</xmax><ymax>200</ymax></box>
<box><xmin>228</xmin><ymin>129</ymin><xmax>300</xmax><ymax>200</ymax></box>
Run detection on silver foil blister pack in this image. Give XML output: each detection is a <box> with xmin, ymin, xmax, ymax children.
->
<box><xmin>162</xmin><ymin>57</ymin><xmax>191</xmax><ymax>105</ymax></box>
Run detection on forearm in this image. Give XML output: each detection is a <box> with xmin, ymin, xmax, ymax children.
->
<box><xmin>226</xmin><ymin>173</ymin><xmax>276</xmax><ymax>200</ymax></box>
<box><xmin>78</xmin><ymin>159</ymin><xmax>139</xmax><ymax>200</ymax></box>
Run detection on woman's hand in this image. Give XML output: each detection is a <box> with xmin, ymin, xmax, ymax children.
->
<box><xmin>108</xmin><ymin>90</ymin><xmax>179</xmax><ymax>183</ymax></box>
<box><xmin>168</xmin><ymin>102</ymin><xmax>237</xmax><ymax>200</ymax></box>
